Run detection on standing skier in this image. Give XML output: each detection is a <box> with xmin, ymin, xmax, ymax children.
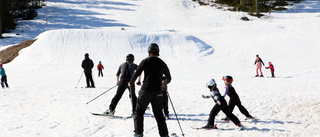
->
<box><xmin>0</xmin><ymin>64</ymin><xmax>9</xmax><ymax>88</ymax></box>
<box><xmin>104</xmin><ymin>54</ymin><xmax>141</xmax><ymax>116</ymax></box>
<box><xmin>254</xmin><ymin>54</ymin><xmax>265</xmax><ymax>77</ymax></box>
<box><xmin>202</xmin><ymin>79</ymin><xmax>243</xmax><ymax>129</ymax></box>
<box><xmin>265</xmin><ymin>62</ymin><xmax>275</xmax><ymax>78</ymax></box>
<box><xmin>128</xmin><ymin>43</ymin><xmax>171</xmax><ymax>137</ymax></box>
<box><xmin>221</xmin><ymin>75</ymin><xmax>254</xmax><ymax>121</ymax></box>
<box><xmin>81</xmin><ymin>53</ymin><xmax>95</xmax><ymax>88</ymax></box>
<box><xmin>97</xmin><ymin>61</ymin><xmax>104</xmax><ymax>77</ymax></box>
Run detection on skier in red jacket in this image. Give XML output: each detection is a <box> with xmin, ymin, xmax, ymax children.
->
<box><xmin>265</xmin><ymin>62</ymin><xmax>275</xmax><ymax>78</ymax></box>
<box><xmin>97</xmin><ymin>61</ymin><xmax>104</xmax><ymax>77</ymax></box>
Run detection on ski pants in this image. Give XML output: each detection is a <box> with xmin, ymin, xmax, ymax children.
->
<box><xmin>162</xmin><ymin>89</ymin><xmax>169</xmax><ymax>116</ymax></box>
<box><xmin>134</xmin><ymin>91</ymin><xmax>168</xmax><ymax>136</ymax></box>
<box><xmin>207</xmin><ymin>100</ymin><xmax>240</xmax><ymax>126</ymax></box>
<box><xmin>84</xmin><ymin>70</ymin><xmax>95</xmax><ymax>87</ymax></box>
<box><xmin>1</xmin><ymin>76</ymin><xmax>9</xmax><ymax>88</ymax></box>
<box><xmin>228</xmin><ymin>97</ymin><xmax>251</xmax><ymax>117</ymax></box>
<box><xmin>109</xmin><ymin>82</ymin><xmax>137</xmax><ymax>113</ymax></box>
<box><xmin>256</xmin><ymin>65</ymin><xmax>263</xmax><ymax>75</ymax></box>
<box><xmin>98</xmin><ymin>69</ymin><xmax>103</xmax><ymax>77</ymax></box>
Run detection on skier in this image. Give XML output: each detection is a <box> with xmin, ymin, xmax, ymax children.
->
<box><xmin>162</xmin><ymin>76</ymin><xmax>169</xmax><ymax>119</ymax></box>
<box><xmin>104</xmin><ymin>54</ymin><xmax>141</xmax><ymax>116</ymax></box>
<box><xmin>202</xmin><ymin>79</ymin><xmax>243</xmax><ymax>129</ymax></box>
<box><xmin>97</xmin><ymin>61</ymin><xmax>104</xmax><ymax>77</ymax></box>
<box><xmin>254</xmin><ymin>54</ymin><xmax>265</xmax><ymax>77</ymax></box>
<box><xmin>128</xmin><ymin>43</ymin><xmax>171</xmax><ymax>137</ymax></box>
<box><xmin>0</xmin><ymin>64</ymin><xmax>9</xmax><ymax>88</ymax></box>
<box><xmin>221</xmin><ymin>75</ymin><xmax>254</xmax><ymax>121</ymax></box>
<box><xmin>81</xmin><ymin>53</ymin><xmax>95</xmax><ymax>88</ymax></box>
<box><xmin>265</xmin><ymin>62</ymin><xmax>275</xmax><ymax>78</ymax></box>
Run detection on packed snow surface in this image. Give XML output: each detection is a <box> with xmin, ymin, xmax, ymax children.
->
<box><xmin>0</xmin><ymin>0</ymin><xmax>320</xmax><ymax>137</ymax></box>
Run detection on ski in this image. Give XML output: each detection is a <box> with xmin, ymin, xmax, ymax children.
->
<box><xmin>190</xmin><ymin>126</ymin><xmax>218</xmax><ymax>130</ymax></box>
<box><xmin>91</xmin><ymin>112</ymin><xmax>133</xmax><ymax>119</ymax></box>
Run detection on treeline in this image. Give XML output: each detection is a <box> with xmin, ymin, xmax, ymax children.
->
<box><xmin>0</xmin><ymin>0</ymin><xmax>45</xmax><ymax>37</ymax></box>
<box><xmin>194</xmin><ymin>0</ymin><xmax>304</xmax><ymax>16</ymax></box>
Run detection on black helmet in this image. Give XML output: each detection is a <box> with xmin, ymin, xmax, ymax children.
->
<box><xmin>148</xmin><ymin>43</ymin><xmax>159</xmax><ymax>55</ymax></box>
<box><xmin>222</xmin><ymin>75</ymin><xmax>233</xmax><ymax>82</ymax></box>
<box><xmin>126</xmin><ymin>54</ymin><xmax>134</xmax><ymax>61</ymax></box>
<box><xmin>85</xmin><ymin>53</ymin><xmax>89</xmax><ymax>57</ymax></box>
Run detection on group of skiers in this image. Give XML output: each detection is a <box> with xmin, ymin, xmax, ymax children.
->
<box><xmin>81</xmin><ymin>43</ymin><xmax>276</xmax><ymax>137</ymax></box>
<box><xmin>255</xmin><ymin>54</ymin><xmax>275</xmax><ymax>77</ymax></box>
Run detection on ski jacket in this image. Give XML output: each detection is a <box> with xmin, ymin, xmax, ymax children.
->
<box><xmin>223</xmin><ymin>85</ymin><xmax>240</xmax><ymax>100</ymax></box>
<box><xmin>117</xmin><ymin>60</ymin><xmax>138</xmax><ymax>81</ymax></box>
<box><xmin>81</xmin><ymin>56</ymin><xmax>94</xmax><ymax>72</ymax></box>
<box><xmin>203</xmin><ymin>90</ymin><xmax>227</xmax><ymax>107</ymax></box>
<box><xmin>130</xmin><ymin>56</ymin><xmax>171</xmax><ymax>93</ymax></box>
<box><xmin>97</xmin><ymin>64</ymin><xmax>104</xmax><ymax>70</ymax></box>
<box><xmin>0</xmin><ymin>67</ymin><xmax>6</xmax><ymax>77</ymax></box>
<box><xmin>266</xmin><ymin>64</ymin><xmax>275</xmax><ymax>72</ymax></box>
<box><xmin>254</xmin><ymin>57</ymin><xmax>265</xmax><ymax>67</ymax></box>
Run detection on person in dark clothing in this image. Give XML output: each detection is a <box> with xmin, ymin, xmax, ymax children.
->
<box><xmin>81</xmin><ymin>53</ymin><xmax>95</xmax><ymax>88</ymax></box>
<box><xmin>221</xmin><ymin>75</ymin><xmax>254</xmax><ymax>121</ymax></box>
<box><xmin>265</xmin><ymin>62</ymin><xmax>275</xmax><ymax>77</ymax></box>
<box><xmin>161</xmin><ymin>76</ymin><xmax>169</xmax><ymax>119</ymax></box>
<box><xmin>202</xmin><ymin>79</ymin><xmax>243</xmax><ymax>129</ymax></box>
<box><xmin>104</xmin><ymin>54</ymin><xmax>141</xmax><ymax>115</ymax></box>
<box><xmin>97</xmin><ymin>61</ymin><xmax>104</xmax><ymax>77</ymax></box>
<box><xmin>129</xmin><ymin>43</ymin><xmax>171</xmax><ymax>137</ymax></box>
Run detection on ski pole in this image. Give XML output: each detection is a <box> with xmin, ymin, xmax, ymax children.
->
<box><xmin>86</xmin><ymin>85</ymin><xmax>117</xmax><ymax>104</ymax></box>
<box><xmin>167</xmin><ymin>91</ymin><xmax>185</xmax><ymax>137</ymax></box>
<box><xmin>75</xmin><ymin>71</ymin><xmax>84</xmax><ymax>88</ymax></box>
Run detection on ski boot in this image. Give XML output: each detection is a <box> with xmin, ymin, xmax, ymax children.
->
<box><xmin>103</xmin><ymin>109</ymin><xmax>115</xmax><ymax>115</ymax></box>
<box><xmin>134</xmin><ymin>134</ymin><xmax>143</xmax><ymax>137</ymax></box>
<box><xmin>236</xmin><ymin>123</ymin><xmax>244</xmax><ymax>130</ymax></box>
<box><xmin>201</xmin><ymin>124</ymin><xmax>218</xmax><ymax>129</ymax></box>
<box><xmin>245</xmin><ymin>116</ymin><xmax>255</xmax><ymax>120</ymax></box>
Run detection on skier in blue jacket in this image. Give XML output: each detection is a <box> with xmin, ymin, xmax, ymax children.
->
<box><xmin>0</xmin><ymin>64</ymin><xmax>9</xmax><ymax>88</ymax></box>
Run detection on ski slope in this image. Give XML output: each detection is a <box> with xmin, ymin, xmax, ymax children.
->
<box><xmin>1</xmin><ymin>0</ymin><xmax>320</xmax><ymax>137</ymax></box>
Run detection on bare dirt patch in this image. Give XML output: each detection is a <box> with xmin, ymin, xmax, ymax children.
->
<box><xmin>0</xmin><ymin>39</ymin><xmax>37</xmax><ymax>64</ymax></box>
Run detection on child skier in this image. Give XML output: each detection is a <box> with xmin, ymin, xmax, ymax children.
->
<box><xmin>265</xmin><ymin>62</ymin><xmax>275</xmax><ymax>78</ymax></box>
<box><xmin>221</xmin><ymin>75</ymin><xmax>254</xmax><ymax>121</ymax></box>
<box><xmin>202</xmin><ymin>79</ymin><xmax>243</xmax><ymax>129</ymax></box>
<box><xmin>97</xmin><ymin>61</ymin><xmax>104</xmax><ymax>77</ymax></box>
<box><xmin>0</xmin><ymin>64</ymin><xmax>9</xmax><ymax>88</ymax></box>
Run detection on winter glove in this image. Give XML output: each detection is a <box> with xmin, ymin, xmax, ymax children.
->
<box><xmin>136</xmin><ymin>81</ymin><xmax>141</xmax><ymax>85</ymax></box>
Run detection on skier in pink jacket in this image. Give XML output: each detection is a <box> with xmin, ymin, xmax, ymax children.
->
<box><xmin>254</xmin><ymin>55</ymin><xmax>265</xmax><ymax>77</ymax></box>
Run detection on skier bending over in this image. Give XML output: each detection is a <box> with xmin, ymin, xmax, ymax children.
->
<box><xmin>265</xmin><ymin>62</ymin><xmax>275</xmax><ymax>78</ymax></box>
<box><xmin>202</xmin><ymin>79</ymin><xmax>243</xmax><ymax>129</ymax></box>
<box><xmin>221</xmin><ymin>75</ymin><xmax>254</xmax><ymax>121</ymax></box>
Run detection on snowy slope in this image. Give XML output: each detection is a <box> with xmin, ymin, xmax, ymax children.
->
<box><xmin>1</xmin><ymin>0</ymin><xmax>320</xmax><ymax>137</ymax></box>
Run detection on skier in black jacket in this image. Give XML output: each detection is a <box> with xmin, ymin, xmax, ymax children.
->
<box><xmin>129</xmin><ymin>43</ymin><xmax>171</xmax><ymax>137</ymax></box>
<box><xmin>202</xmin><ymin>79</ymin><xmax>243</xmax><ymax>129</ymax></box>
<box><xmin>104</xmin><ymin>54</ymin><xmax>141</xmax><ymax>115</ymax></box>
<box><xmin>81</xmin><ymin>53</ymin><xmax>95</xmax><ymax>88</ymax></box>
<box><xmin>221</xmin><ymin>75</ymin><xmax>254</xmax><ymax>121</ymax></box>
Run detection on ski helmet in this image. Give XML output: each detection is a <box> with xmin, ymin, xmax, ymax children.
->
<box><xmin>206</xmin><ymin>79</ymin><xmax>217</xmax><ymax>89</ymax></box>
<box><xmin>148</xmin><ymin>43</ymin><xmax>160</xmax><ymax>55</ymax></box>
<box><xmin>85</xmin><ymin>53</ymin><xmax>89</xmax><ymax>57</ymax></box>
<box><xmin>126</xmin><ymin>54</ymin><xmax>134</xmax><ymax>61</ymax></box>
<box><xmin>222</xmin><ymin>75</ymin><xmax>233</xmax><ymax>82</ymax></box>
